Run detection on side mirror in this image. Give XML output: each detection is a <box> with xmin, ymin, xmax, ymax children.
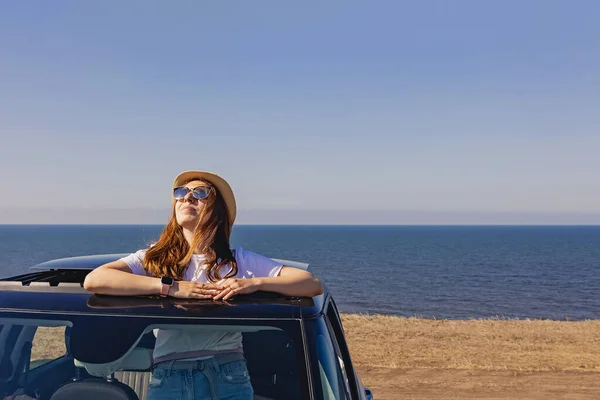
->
<box><xmin>365</xmin><ymin>387</ymin><xmax>373</xmax><ymax>400</ymax></box>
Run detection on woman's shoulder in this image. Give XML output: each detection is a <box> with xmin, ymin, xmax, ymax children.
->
<box><xmin>119</xmin><ymin>249</ymin><xmax>151</xmax><ymax>276</ymax></box>
<box><xmin>233</xmin><ymin>246</ymin><xmax>284</xmax><ymax>277</ymax></box>
<box><xmin>126</xmin><ymin>248</ymin><xmax>148</xmax><ymax>258</ymax></box>
<box><xmin>232</xmin><ymin>245</ymin><xmax>258</xmax><ymax>260</ymax></box>
<box><xmin>119</xmin><ymin>248</ymin><xmax>149</xmax><ymax>265</ymax></box>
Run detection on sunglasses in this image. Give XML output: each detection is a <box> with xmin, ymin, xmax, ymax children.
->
<box><xmin>173</xmin><ymin>186</ymin><xmax>212</xmax><ymax>200</ymax></box>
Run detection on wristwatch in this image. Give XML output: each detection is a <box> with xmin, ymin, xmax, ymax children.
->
<box><xmin>160</xmin><ymin>277</ymin><xmax>173</xmax><ymax>297</ymax></box>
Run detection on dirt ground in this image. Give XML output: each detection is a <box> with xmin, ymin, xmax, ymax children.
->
<box><xmin>339</xmin><ymin>315</ymin><xmax>600</xmax><ymax>400</ymax></box>
<box><xmin>356</xmin><ymin>367</ymin><xmax>600</xmax><ymax>399</ymax></box>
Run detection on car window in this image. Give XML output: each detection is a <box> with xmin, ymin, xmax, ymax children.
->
<box><xmin>30</xmin><ymin>326</ymin><xmax>67</xmax><ymax>369</ymax></box>
<box><xmin>325</xmin><ymin>302</ymin><xmax>354</xmax><ymax>398</ymax></box>
<box><xmin>316</xmin><ymin>332</ymin><xmax>347</xmax><ymax>400</ymax></box>
<box><xmin>0</xmin><ymin>316</ymin><xmax>309</xmax><ymax>400</ymax></box>
<box><xmin>0</xmin><ymin>320</ymin><xmax>71</xmax><ymax>399</ymax></box>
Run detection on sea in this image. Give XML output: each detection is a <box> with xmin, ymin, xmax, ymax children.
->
<box><xmin>1</xmin><ymin>225</ymin><xmax>599</xmax><ymax>321</ymax></box>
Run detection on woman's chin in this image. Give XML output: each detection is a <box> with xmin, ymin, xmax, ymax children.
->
<box><xmin>176</xmin><ymin>216</ymin><xmax>200</xmax><ymax>228</ymax></box>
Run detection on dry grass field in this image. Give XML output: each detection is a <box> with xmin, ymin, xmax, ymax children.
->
<box><xmin>341</xmin><ymin>314</ymin><xmax>600</xmax><ymax>399</ymax></box>
<box><xmin>31</xmin><ymin>315</ymin><xmax>600</xmax><ymax>399</ymax></box>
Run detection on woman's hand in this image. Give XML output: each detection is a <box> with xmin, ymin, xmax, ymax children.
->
<box><xmin>212</xmin><ymin>278</ymin><xmax>261</xmax><ymax>301</ymax></box>
<box><xmin>169</xmin><ymin>281</ymin><xmax>222</xmax><ymax>299</ymax></box>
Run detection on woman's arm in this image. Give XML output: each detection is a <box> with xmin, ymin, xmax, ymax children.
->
<box><xmin>83</xmin><ymin>260</ymin><xmax>163</xmax><ymax>296</ymax></box>
<box><xmin>214</xmin><ymin>266</ymin><xmax>324</xmax><ymax>300</ymax></box>
<box><xmin>83</xmin><ymin>261</ymin><xmax>221</xmax><ymax>298</ymax></box>
<box><xmin>258</xmin><ymin>266</ymin><xmax>324</xmax><ymax>297</ymax></box>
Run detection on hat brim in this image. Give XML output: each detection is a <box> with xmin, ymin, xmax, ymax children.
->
<box><xmin>172</xmin><ymin>170</ymin><xmax>236</xmax><ymax>225</ymax></box>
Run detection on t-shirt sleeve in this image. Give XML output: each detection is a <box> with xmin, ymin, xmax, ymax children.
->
<box><xmin>234</xmin><ymin>246</ymin><xmax>283</xmax><ymax>278</ymax></box>
<box><xmin>119</xmin><ymin>249</ymin><xmax>151</xmax><ymax>276</ymax></box>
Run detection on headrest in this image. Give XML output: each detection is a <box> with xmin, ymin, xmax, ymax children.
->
<box><xmin>74</xmin><ymin>347</ymin><xmax>153</xmax><ymax>377</ymax></box>
<box><xmin>49</xmin><ymin>378</ymin><xmax>139</xmax><ymax>400</ymax></box>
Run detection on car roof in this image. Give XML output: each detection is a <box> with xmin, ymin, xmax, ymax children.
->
<box><xmin>0</xmin><ymin>254</ymin><xmax>327</xmax><ymax>320</ymax></box>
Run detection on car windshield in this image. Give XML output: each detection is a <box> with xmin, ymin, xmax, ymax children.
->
<box><xmin>0</xmin><ymin>313</ymin><xmax>310</xmax><ymax>400</ymax></box>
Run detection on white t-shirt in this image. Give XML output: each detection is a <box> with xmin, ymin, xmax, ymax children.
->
<box><xmin>120</xmin><ymin>246</ymin><xmax>284</xmax><ymax>361</ymax></box>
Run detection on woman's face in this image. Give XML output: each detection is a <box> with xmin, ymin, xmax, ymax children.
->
<box><xmin>174</xmin><ymin>179</ymin><xmax>213</xmax><ymax>228</ymax></box>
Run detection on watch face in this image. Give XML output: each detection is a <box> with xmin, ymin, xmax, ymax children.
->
<box><xmin>161</xmin><ymin>277</ymin><xmax>173</xmax><ymax>285</ymax></box>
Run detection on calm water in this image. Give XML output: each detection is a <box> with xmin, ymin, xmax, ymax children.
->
<box><xmin>1</xmin><ymin>225</ymin><xmax>599</xmax><ymax>320</ymax></box>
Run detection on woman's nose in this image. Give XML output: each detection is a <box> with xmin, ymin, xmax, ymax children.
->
<box><xmin>183</xmin><ymin>191</ymin><xmax>196</xmax><ymax>202</ymax></box>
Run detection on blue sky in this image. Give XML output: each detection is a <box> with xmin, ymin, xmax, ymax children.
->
<box><xmin>1</xmin><ymin>1</ymin><xmax>599</xmax><ymax>224</ymax></box>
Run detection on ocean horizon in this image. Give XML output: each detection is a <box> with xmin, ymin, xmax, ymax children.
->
<box><xmin>3</xmin><ymin>207</ymin><xmax>600</xmax><ymax>225</ymax></box>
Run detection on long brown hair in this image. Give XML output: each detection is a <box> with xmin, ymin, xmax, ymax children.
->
<box><xmin>143</xmin><ymin>179</ymin><xmax>238</xmax><ymax>282</ymax></box>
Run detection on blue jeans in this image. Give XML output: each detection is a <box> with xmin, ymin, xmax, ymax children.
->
<box><xmin>147</xmin><ymin>356</ymin><xmax>254</xmax><ymax>400</ymax></box>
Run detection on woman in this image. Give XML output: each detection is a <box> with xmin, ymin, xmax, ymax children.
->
<box><xmin>83</xmin><ymin>170</ymin><xmax>323</xmax><ymax>400</ymax></box>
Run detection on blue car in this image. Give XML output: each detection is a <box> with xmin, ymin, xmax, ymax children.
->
<box><xmin>0</xmin><ymin>255</ymin><xmax>373</xmax><ymax>400</ymax></box>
